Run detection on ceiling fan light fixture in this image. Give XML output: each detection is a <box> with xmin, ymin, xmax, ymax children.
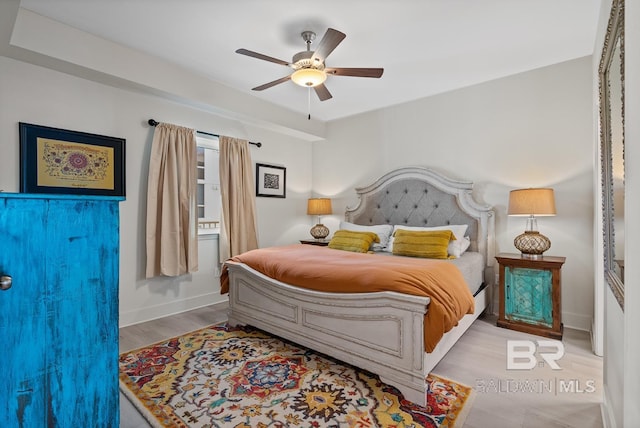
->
<box><xmin>291</xmin><ymin>68</ymin><xmax>327</xmax><ymax>87</ymax></box>
<box><xmin>236</xmin><ymin>28</ymin><xmax>382</xmax><ymax>103</ymax></box>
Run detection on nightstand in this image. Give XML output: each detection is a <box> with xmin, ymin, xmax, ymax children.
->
<box><xmin>300</xmin><ymin>239</ymin><xmax>330</xmax><ymax>246</ymax></box>
<box><xmin>496</xmin><ymin>253</ymin><xmax>566</xmax><ymax>339</ymax></box>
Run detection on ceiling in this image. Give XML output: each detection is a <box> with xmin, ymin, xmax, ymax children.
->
<box><xmin>19</xmin><ymin>0</ymin><xmax>601</xmax><ymax>122</ymax></box>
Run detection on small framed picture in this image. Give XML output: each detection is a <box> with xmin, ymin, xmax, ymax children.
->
<box><xmin>255</xmin><ymin>163</ymin><xmax>286</xmax><ymax>198</ymax></box>
<box><xmin>19</xmin><ymin>122</ymin><xmax>126</xmax><ymax>197</ymax></box>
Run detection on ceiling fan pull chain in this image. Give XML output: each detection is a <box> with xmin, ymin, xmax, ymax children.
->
<box><xmin>308</xmin><ymin>87</ymin><xmax>311</xmax><ymax>120</ymax></box>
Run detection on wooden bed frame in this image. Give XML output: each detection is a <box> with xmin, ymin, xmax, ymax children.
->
<box><xmin>226</xmin><ymin>167</ymin><xmax>495</xmax><ymax>406</ymax></box>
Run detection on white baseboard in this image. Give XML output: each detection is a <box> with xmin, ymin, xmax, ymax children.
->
<box><xmin>119</xmin><ymin>293</ymin><xmax>228</xmax><ymax>327</ymax></box>
<box><xmin>562</xmin><ymin>310</ymin><xmax>592</xmax><ymax>332</ymax></box>
<box><xmin>601</xmin><ymin>385</ymin><xmax>617</xmax><ymax>428</ymax></box>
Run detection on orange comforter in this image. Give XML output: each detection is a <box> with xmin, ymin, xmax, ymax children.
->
<box><xmin>220</xmin><ymin>244</ymin><xmax>475</xmax><ymax>353</ymax></box>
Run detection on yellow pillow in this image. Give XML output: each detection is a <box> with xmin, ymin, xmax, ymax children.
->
<box><xmin>391</xmin><ymin>229</ymin><xmax>455</xmax><ymax>259</ymax></box>
<box><xmin>328</xmin><ymin>230</ymin><xmax>380</xmax><ymax>253</ymax></box>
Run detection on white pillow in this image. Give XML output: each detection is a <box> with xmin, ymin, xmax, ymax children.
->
<box><xmin>451</xmin><ymin>236</ymin><xmax>472</xmax><ymax>258</ymax></box>
<box><xmin>339</xmin><ymin>221</ymin><xmax>393</xmax><ymax>251</ymax></box>
<box><xmin>387</xmin><ymin>224</ymin><xmax>470</xmax><ymax>258</ymax></box>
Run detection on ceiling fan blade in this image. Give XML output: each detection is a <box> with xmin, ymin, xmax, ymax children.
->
<box><xmin>252</xmin><ymin>75</ymin><xmax>291</xmax><ymax>91</ymax></box>
<box><xmin>314</xmin><ymin>84</ymin><xmax>332</xmax><ymax>101</ymax></box>
<box><xmin>325</xmin><ymin>67</ymin><xmax>384</xmax><ymax>78</ymax></box>
<box><xmin>236</xmin><ymin>48</ymin><xmax>291</xmax><ymax>67</ymax></box>
<box><xmin>310</xmin><ymin>28</ymin><xmax>346</xmax><ymax>64</ymax></box>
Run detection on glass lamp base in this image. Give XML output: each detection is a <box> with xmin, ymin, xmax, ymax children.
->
<box><xmin>310</xmin><ymin>224</ymin><xmax>329</xmax><ymax>239</ymax></box>
<box><xmin>514</xmin><ymin>231</ymin><xmax>551</xmax><ymax>258</ymax></box>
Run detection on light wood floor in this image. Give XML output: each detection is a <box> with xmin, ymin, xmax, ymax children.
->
<box><xmin>119</xmin><ymin>304</ymin><xmax>603</xmax><ymax>428</ymax></box>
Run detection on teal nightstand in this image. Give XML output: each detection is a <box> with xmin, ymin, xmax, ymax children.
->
<box><xmin>496</xmin><ymin>253</ymin><xmax>566</xmax><ymax>339</ymax></box>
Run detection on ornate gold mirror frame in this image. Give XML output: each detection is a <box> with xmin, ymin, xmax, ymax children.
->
<box><xmin>599</xmin><ymin>0</ymin><xmax>625</xmax><ymax>309</ymax></box>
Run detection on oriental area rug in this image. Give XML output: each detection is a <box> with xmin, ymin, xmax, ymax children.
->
<box><xmin>119</xmin><ymin>325</ymin><xmax>474</xmax><ymax>428</ymax></box>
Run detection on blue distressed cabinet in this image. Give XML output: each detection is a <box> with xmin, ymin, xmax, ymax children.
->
<box><xmin>496</xmin><ymin>253</ymin><xmax>565</xmax><ymax>339</ymax></box>
<box><xmin>0</xmin><ymin>194</ymin><xmax>122</xmax><ymax>427</ymax></box>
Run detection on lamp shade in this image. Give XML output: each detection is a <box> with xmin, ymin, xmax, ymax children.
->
<box><xmin>508</xmin><ymin>188</ymin><xmax>556</xmax><ymax>216</ymax></box>
<box><xmin>291</xmin><ymin>68</ymin><xmax>327</xmax><ymax>87</ymax></box>
<box><xmin>307</xmin><ymin>198</ymin><xmax>333</xmax><ymax>215</ymax></box>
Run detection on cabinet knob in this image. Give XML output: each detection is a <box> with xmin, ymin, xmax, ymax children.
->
<box><xmin>0</xmin><ymin>275</ymin><xmax>12</xmax><ymax>291</ymax></box>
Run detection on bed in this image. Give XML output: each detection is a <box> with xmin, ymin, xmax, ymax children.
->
<box><xmin>223</xmin><ymin>166</ymin><xmax>495</xmax><ymax>406</ymax></box>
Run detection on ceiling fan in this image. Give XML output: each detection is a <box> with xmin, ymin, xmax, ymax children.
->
<box><xmin>236</xmin><ymin>28</ymin><xmax>384</xmax><ymax>102</ymax></box>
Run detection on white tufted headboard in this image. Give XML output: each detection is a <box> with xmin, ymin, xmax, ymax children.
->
<box><xmin>345</xmin><ymin>167</ymin><xmax>495</xmax><ymax>277</ymax></box>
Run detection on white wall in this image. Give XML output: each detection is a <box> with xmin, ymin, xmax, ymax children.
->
<box><xmin>0</xmin><ymin>56</ymin><xmax>313</xmax><ymax>326</ymax></box>
<box><xmin>313</xmin><ymin>57</ymin><xmax>595</xmax><ymax>330</ymax></box>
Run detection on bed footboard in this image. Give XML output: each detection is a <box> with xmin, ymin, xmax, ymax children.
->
<box><xmin>226</xmin><ymin>261</ymin><xmax>431</xmax><ymax>406</ymax></box>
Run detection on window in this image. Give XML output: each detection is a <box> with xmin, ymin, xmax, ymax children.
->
<box><xmin>196</xmin><ymin>135</ymin><xmax>221</xmax><ymax>235</ymax></box>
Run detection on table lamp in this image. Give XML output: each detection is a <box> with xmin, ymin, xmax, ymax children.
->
<box><xmin>508</xmin><ymin>188</ymin><xmax>556</xmax><ymax>259</ymax></box>
<box><xmin>307</xmin><ymin>198</ymin><xmax>332</xmax><ymax>240</ymax></box>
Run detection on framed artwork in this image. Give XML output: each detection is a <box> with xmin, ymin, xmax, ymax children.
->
<box><xmin>255</xmin><ymin>163</ymin><xmax>286</xmax><ymax>198</ymax></box>
<box><xmin>19</xmin><ymin>122</ymin><xmax>126</xmax><ymax>196</ymax></box>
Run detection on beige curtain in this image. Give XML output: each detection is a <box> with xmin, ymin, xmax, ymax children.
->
<box><xmin>146</xmin><ymin>123</ymin><xmax>198</xmax><ymax>278</ymax></box>
<box><xmin>219</xmin><ymin>136</ymin><xmax>259</xmax><ymax>261</ymax></box>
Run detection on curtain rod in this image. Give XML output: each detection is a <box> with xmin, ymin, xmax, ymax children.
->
<box><xmin>147</xmin><ymin>119</ymin><xmax>262</xmax><ymax>148</ymax></box>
